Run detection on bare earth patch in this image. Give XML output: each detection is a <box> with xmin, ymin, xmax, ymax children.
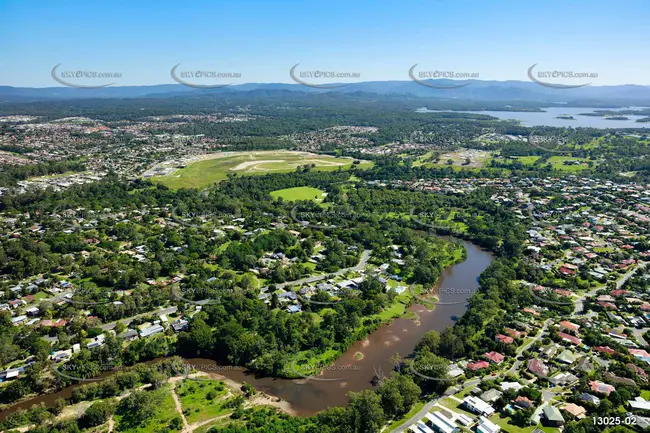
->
<box><xmin>230</xmin><ymin>160</ymin><xmax>286</xmax><ymax>171</ymax></box>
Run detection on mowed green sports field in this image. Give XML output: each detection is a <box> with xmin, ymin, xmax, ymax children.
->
<box><xmin>270</xmin><ymin>186</ymin><xmax>327</xmax><ymax>202</ymax></box>
<box><xmin>153</xmin><ymin>151</ymin><xmax>373</xmax><ymax>189</ymax></box>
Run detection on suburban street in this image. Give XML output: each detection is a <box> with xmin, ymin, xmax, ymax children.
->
<box><xmin>100</xmin><ymin>306</ymin><xmax>178</xmax><ymax>331</ymax></box>
<box><xmin>391</xmin><ymin>261</ymin><xmax>649</xmax><ymax>432</ymax></box>
<box><xmin>507</xmin><ymin>319</ymin><xmax>552</xmax><ymax>375</ymax></box>
<box><xmin>276</xmin><ymin>249</ymin><xmax>371</xmax><ymax>289</ymax></box>
<box><xmin>573</xmin><ymin>261</ymin><xmax>647</xmax><ymax>315</ymax></box>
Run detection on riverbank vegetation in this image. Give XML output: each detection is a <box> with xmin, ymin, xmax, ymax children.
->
<box><xmin>0</xmin><ymin>159</ymin><xmax>589</xmax><ymax>433</ymax></box>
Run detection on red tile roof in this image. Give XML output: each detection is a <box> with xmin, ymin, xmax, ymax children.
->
<box><xmin>589</xmin><ymin>380</ymin><xmax>615</xmax><ymax>395</ymax></box>
<box><xmin>559</xmin><ymin>321</ymin><xmax>580</xmax><ymax>332</ymax></box>
<box><xmin>527</xmin><ymin>359</ymin><xmax>549</xmax><ymax>377</ymax></box>
<box><xmin>483</xmin><ymin>351</ymin><xmax>505</xmax><ymax>364</ymax></box>
<box><xmin>558</xmin><ymin>332</ymin><xmax>582</xmax><ymax>345</ymax></box>
<box><xmin>496</xmin><ymin>334</ymin><xmax>514</xmax><ymax>344</ymax></box>
<box><xmin>466</xmin><ymin>361</ymin><xmax>490</xmax><ymax>371</ymax></box>
<box><xmin>594</xmin><ymin>346</ymin><xmax>616</xmax><ymax>355</ymax></box>
<box><xmin>505</xmin><ymin>327</ymin><xmax>526</xmax><ymax>338</ymax></box>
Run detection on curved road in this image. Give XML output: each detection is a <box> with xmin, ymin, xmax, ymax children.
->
<box><xmin>392</xmin><ymin>261</ymin><xmax>648</xmax><ymax>432</ymax></box>
<box><xmin>275</xmin><ymin>249</ymin><xmax>372</xmax><ymax>289</ymax></box>
<box><xmin>573</xmin><ymin>261</ymin><xmax>647</xmax><ymax>315</ymax></box>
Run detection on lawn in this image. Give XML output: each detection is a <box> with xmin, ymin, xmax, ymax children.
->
<box><xmin>414</xmin><ymin>149</ymin><xmax>493</xmax><ymax>168</ymax></box>
<box><xmin>493</xmin><ymin>156</ymin><xmax>541</xmax><ymax>165</ymax></box>
<box><xmin>437</xmin><ymin>398</ymin><xmax>477</xmax><ymax>418</ymax></box>
<box><xmin>516</xmin><ymin>156</ymin><xmax>541</xmax><ymax>165</ymax></box>
<box><xmin>547</xmin><ymin>156</ymin><xmax>590</xmax><ymax>172</ymax></box>
<box><xmin>284</xmin><ymin>348</ymin><xmax>341</xmax><ymax>378</ymax></box>
<box><xmin>488</xmin><ymin>413</ymin><xmax>559</xmax><ymax>433</ymax></box>
<box><xmin>194</xmin><ymin>417</ymin><xmax>232</xmax><ymax>433</ymax></box>
<box><xmin>270</xmin><ymin>186</ymin><xmax>327</xmax><ymax>202</ymax></box>
<box><xmin>33</xmin><ymin>291</ymin><xmax>49</xmax><ymax>301</ymax></box>
<box><xmin>113</xmin><ymin>385</ymin><xmax>181</xmax><ymax>433</ymax></box>
<box><xmin>453</xmin><ymin>386</ymin><xmax>476</xmax><ymax>399</ymax></box>
<box><xmin>176</xmin><ymin>379</ymin><xmax>231</xmax><ymax>424</ymax></box>
<box><xmin>385</xmin><ymin>399</ymin><xmax>427</xmax><ymax>431</ymax></box>
<box><xmin>152</xmin><ymin>151</ymin><xmax>372</xmax><ymax>190</ymax></box>
<box><xmin>406</xmin><ymin>209</ymin><xmax>468</xmax><ymax>233</ymax></box>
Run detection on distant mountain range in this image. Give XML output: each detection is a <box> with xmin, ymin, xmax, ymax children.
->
<box><xmin>1</xmin><ymin>80</ymin><xmax>650</xmax><ymax>105</ymax></box>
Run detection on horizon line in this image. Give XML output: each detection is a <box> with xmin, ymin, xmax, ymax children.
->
<box><xmin>5</xmin><ymin>78</ymin><xmax>650</xmax><ymax>90</ymax></box>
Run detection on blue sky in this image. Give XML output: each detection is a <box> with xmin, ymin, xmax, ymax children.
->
<box><xmin>1</xmin><ymin>0</ymin><xmax>648</xmax><ymax>87</ymax></box>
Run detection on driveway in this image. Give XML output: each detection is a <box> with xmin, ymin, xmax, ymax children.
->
<box><xmin>275</xmin><ymin>249</ymin><xmax>371</xmax><ymax>289</ymax></box>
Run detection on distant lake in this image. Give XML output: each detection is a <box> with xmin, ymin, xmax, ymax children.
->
<box><xmin>416</xmin><ymin>106</ymin><xmax>650</xmax><ymax>129</ymax></box>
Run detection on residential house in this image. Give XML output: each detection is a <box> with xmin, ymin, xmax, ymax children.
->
<box><xmin>589</xmin><ymin>380</ymin><xmax>615</xmax><ymax>395</ymax></box>
<box><xmin>495</xmin><ymin>334</ymin><xmax>514</xmax><ymax>344</ymax></box>
<box><xmin>50</xmin><ymin>350</ymin><xmax>72</xmax><ymax>362</ymax></box>
<box><xmin>500</xmin><ymin>381</ymin><xmax>523</xmax><ymax>392</ymax></box>
<box><xmin>87</xmin><ymin>334</ymin><xmax>105</xmax><ymax>349</ymax></box>
<box><xmin>628</xmin><ymin>397</ymin><xmax>650</xmax><ymax>411</ymax></box>
<box><xmin>466</xmin><ymin>361</ymin><xmax>490</xmax><ymax>371</ymax></box>
<box><xmin>542</xmin><ymin>406</ymin><xmax>565</xmax><ymax>427</ymax></box>
<box><xmin>424</xmin><ymin>411</ymin><xmax>458</xmax><ymax>433</ymax></box>
<box><xmin>626</xmin><ymin>363</ymin><xmax>648</xmax><ymax>382</ymax></box>
<box><xmin>556</xmin><ymin>350</ymin><xmax>577</xmax><ymax>364</ymax></box>
<box><xmin>504</xmin><ymin>327</ymin><xmax>526</xmax><ymax>339</ymax></box>
<box><xmin>476</xmin><ymin>416</ymin><xmax>500</xmax><ymax>433</ymax></box>
<box><xmin>11</xmin><ymin>315</ymin><xmax>27</xmax><ymax>325</ymax></box>
<box><xmin>527</xmin><ymin>359</ymin><xmax>549</xmax><ymax>378</ymax></box>
<box><xmin>140</xmin><ymin>324</ymin><xmax>164</xmax><ymax>338</ymax></box>
<box><xmin>278</xmin><ymin>291</ymin><xmax>298</xmax><ymax>302</ymax></box>
<box><xmin>38</xmin><ymin>318</ymin><xmax>67</xmax><ymax>328</ymax></box>
<box><xmin>549</xmin><ymin>372</ymin><xmax>579</xmax><ymax>387</ymax></box>
<box><xmin>576</xmin><ymin>357</ymin><xmax>595</xmax><ymax>373</ymax></box>
<box><xmin>561</xmin><ymin>403</ymin><xmax>587</xmax><ymax>420</ymax></box>
<box><xmin>559</xmin><ymin>320</ymin><xmax>580</xmax><ymax>334</ymax></box>
<box><xmin>480</xmin><ymin>389</ymin><xmax>502</xmax><ymax>403</ymax></box>
<box><xmin>513</xmin><ymin>396</ymin><xmax>534</xmax><ymax>409</ymax></box>
<box><xmin>411</xmin><ymin>421</ymin><xmax>434</xmax><ymax>433</ymax></box>
<box><xmin>629</xmin><ymin>348</ymin><xmax>650</xmax><ymax>359</ymax></box>
<box><xmin>604</xmin><ymin>372</ymin><xmax>637</xmax><ymax>387</ymax></box>
<box><xmin>462</xmin><ymin>396</ymin><xmax>495</xmax><ymax>416</ymax></box>
<box><xmin>540</xmin><ymin>344</ymin><xmax>558</xmax><ymax>359</ymax></box>
<box><xmin>558</xmin><ymin>332</ymin><xmax>582</xmax><ymax>346</ymax></box>
<box><xmin>0</xmin><ymin>367</ymin><xmax>22</xmax><ymax>381</ymax></box>
<box><xmin>483</xmin><ymin>351</ymin><xmax>505</xmax><ymax>365</ymax></box>
<box><xmin>117</xmin><ymin>330</ymin><xmax>139</xmax><ymax>341</ymax></box>
<box><xmin>25</xmin><ymin>307</ymin><xmax>40</xmax><ymax>317</ymax></box>
<box><xmin>578</xmin><ymin>392</ymin><xmax>601</xmax><ymax>406</ymax></box>
<box><xmin>594</xmin><ymin>346</ymin><xmax>616</xmax><ymax>356</ymax></box>
<box><xmin>171</xmin><ymin>318</ymin><xmax>189</xmax><ymax>332</ymax></box>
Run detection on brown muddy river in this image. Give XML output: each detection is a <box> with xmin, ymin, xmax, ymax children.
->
<box><xmin>1</xmin><ymin>239</ymin><xmax>492</xmax><ymax>419</ymax></box>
